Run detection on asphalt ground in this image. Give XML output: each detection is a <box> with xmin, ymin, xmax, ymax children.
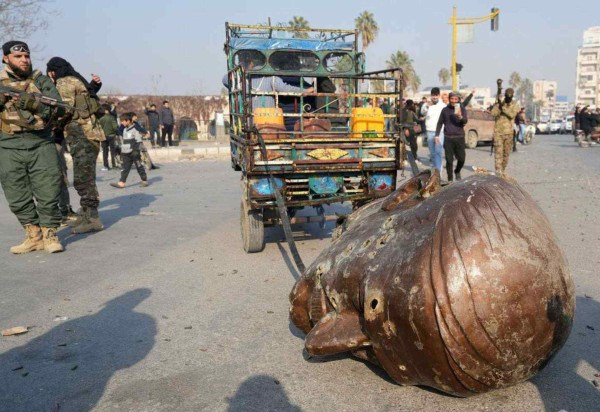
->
<box><xmin>0</xmin><ymin>134</ymin><xmax>598</xmax><ymax>411</ymax></box>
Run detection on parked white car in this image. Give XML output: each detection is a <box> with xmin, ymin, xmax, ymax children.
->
<box><xmin>536</xmin><ymin>121</ymin><xmax>549</xmax><ymax>134</ymax></box>
<box><xmin>549</xmin><ymin>119</ymin><xmax>562</xmax><ymax>134</ymax></box>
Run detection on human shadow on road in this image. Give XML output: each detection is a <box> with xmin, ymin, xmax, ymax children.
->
<box><xmin>227</xmin><ymin>374</ymin><xmax>301</xmax><ymax>412</ymax></box>
<box><xmin>100</xmin><ymin>192</ymin><xmax>160</xmax><ymax>228</ymax></box>
<box><xmin>60</xmin><ymin>193</ymin><xmax>159</xmax><ymax>247</ymax></box>
<box><xmin>532</xmin><ymin>295</ymin><xmax>600</xmax><ymax>411</ymax></box>
<box><xmin>0</xmin><ymin>288</ymin><xmax>156</xmax><ymax>412</ymax></box>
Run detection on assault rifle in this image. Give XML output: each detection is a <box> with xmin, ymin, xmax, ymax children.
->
<box><xmin>0</xmin><ymin>84</ymin><xmax>83</xmax><ymax>113</ymax></box>
<box><xmin>491</xmin><ymin>78</ymin><xmax>503</xmax><ymax>156</ymax></box>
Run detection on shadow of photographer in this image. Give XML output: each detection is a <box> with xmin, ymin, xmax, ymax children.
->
<box><xmin>0</xmin><ymin>288</ymin><xmax>156</xmax><ymax>411</ymax></box>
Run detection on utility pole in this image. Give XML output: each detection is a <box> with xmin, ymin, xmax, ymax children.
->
<box><xmin>450</xmin><ymin>7</ymin><xmax>500</xmax><ymax>90</ymax></box>
<box><xmin>451</xmin><ymin>7</ymin><xmax>457</xmax><ymax>91</ymax></box>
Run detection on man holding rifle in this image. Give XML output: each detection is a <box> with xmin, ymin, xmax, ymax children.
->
<box><xmin>0</xmin><ymin>41</ymin><xmax>66</xmax><ymax>254</ymax></box>
<box><xmin>491</xmin><ymin>86</ymin><xmax>520</xmax><ymax>178</ymax></box>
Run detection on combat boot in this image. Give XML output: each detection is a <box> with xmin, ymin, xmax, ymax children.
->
<box><xmin>60</xmin><ymin>207</ymin><xmax>80</xmax><ymax>227</ymax></box>
<box><xmin>10</xmin><ymin>224</ymin><xmax>44</xmax><ymax>254</ymax></box>
<box><xmin>71</xmin><ymin>207</ymin><xmax>104</xmax><ymax>234</ymax></box>
<box><xmin>41</xmin><ymin>227</ymin><xmax>64</xmax><ymax>253</ymax></box>
<box><xmin>67</xmin><ymin>206</ymin><xmax>85</xmax><ymax>228</ymax></box>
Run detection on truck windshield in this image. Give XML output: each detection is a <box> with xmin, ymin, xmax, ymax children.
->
<box><xmin>269</xmin><ymin>51</ymin><xmax>320</xmax><ymax>72</ymax></box>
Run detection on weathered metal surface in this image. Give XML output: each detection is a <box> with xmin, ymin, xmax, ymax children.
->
<box><xmin>307</xmin><ymin>148</ymin><xmax>349</xmax><ymax>160</ymax></box>
<box><xmin>289</xmin><ymin>170</ymin><xmax>574</xmax><ymax>396</ymax></box>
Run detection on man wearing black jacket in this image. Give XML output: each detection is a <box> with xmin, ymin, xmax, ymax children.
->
<box><xmin>435</xmin><ymin>92</ymin><xmax>468</xmax><ymax>181</ymax></box>
<box><xmin>580</xmin><ymin>106</ymin><xmax>595</xmax><ymax>143</ymax></box>
<box><xmin>144</xmin><ymin>104</ymin><xmax>160</xmax><ymax>148</ymax></box>
<box><xmin>159</xmin><ymin>100</ymin><xmax>175</xmax><ymax>147</ymax></box>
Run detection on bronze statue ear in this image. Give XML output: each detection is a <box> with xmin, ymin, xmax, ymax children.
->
<box><xmin>381</xmin><ymin>170</ymin><xmax>433</xmax><ymax>211</ymax></box>
<box><xmin>289</xmin><ymin>278</ymin><xmax>314</xmax><ymax>334</ymax></box>
<box><xmin>305</xmin><ymin>311</ymin><xmax>371</xmax><ymax>356</ymax></box>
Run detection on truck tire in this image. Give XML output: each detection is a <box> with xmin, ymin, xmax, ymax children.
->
<box><xmin>466</xmin><ymin>130</ymin><xmax>478</xmax><ymax>149</ymax></box>
<box><xmin>240</xmin><ymin>199</ymin><xmax>265</xmax><ymax>253</ymax></box>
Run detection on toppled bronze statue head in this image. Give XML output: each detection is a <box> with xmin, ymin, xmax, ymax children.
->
<box><xmin>290</xmin><ymin>170</ymin><xmax>574</xmax><ymax>396</ymax></box>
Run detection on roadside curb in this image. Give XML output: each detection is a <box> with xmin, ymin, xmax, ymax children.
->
<box><xmin>64</xmin><ymin>143</ymin><xmax>231</xmax><ymax>165</ymax></box>
<box><xmin>148</xmin><ymin>145</ymin><xmax>231</xmax><ymax>162</ymax></box>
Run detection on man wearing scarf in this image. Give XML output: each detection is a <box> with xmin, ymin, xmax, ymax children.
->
<box><xmin>46</xmin><ymin>57</ymin><xmax>105</xmax><ymax>234</ymax></box>
<box><xmin>0</xmin><ymin>41</ymin><xmax>64</xmax><ymax>254</ymax></box>
<box><xmin>491</xmin><ymin>88</ymin><xmax>520</xmax><ymax>178</ymax></box>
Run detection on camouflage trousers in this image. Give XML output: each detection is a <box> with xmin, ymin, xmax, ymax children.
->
<box><xmin>494</xmin><ymin>133</ymin><xmax>513</xmax><ymax>175</ymax></box>
<box><xmin>55</xmin><ymin>141</ymin><xmax>71</xmax><ymax>215</ymax></box>
<box><xmin>67</xmin><ymin>133</ymin><xmax>100</xmax><ymax>209</ymax></box>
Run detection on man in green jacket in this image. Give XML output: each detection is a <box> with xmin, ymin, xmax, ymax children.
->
<box><xmin>0</xmin><ymin>41</ymin><xmax>64</xmax><ymax>253</ymax></box>
<box><xmin>98</xmin><ymin>104</ymin><xmax>119</xmax><ymax>170</ymax></box>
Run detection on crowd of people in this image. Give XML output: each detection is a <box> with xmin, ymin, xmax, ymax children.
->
<box><xmin>0</xmin><ymin>40</ymin><xmax>162</xmax><ymax>254</ymax></box>
<box><xmin>398</xmin><ymin>86</ymin><xmax>523</xmax><ymax>181</ymax></box>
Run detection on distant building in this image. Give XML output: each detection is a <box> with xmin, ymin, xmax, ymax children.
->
<box><xmin>575</xmin><ymin>26</ymin><xmax>600</xmax><ymax>107</ymax></box>
<box><xmin>553</xmin><ymin>95</ymin><xmax>571</xmax><ymax>119</ymax></box>
<box><xmin>533</xmin><ymin>80</ymin><xmax>557</xmax><ymax>121</ymax></box>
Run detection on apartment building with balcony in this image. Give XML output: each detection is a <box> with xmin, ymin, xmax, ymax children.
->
<box><xmin>575</xmin><ymin>27</ymin><xmax>600</xmax><ymax>107</ymax></box>
<box><xmin>533</xmin><ymin>80</ymin><xmax>557</xmax><ymax>121</ymax></box>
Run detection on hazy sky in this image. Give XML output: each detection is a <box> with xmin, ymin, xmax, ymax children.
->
<box><xmin>23</xmin><ymin>0</ymin><xmax>600</xmax><ymax>100</ymax></box>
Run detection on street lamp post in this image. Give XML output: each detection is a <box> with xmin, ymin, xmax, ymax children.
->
<box><xmin>450</xmin><ymin>7</ymin><xmax>500</xmax><ymax>91</ymax></box>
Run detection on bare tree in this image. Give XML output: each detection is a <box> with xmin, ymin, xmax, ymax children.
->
<box><xmin>0</xmin><ymin>0</ymin><xmax>54</xmax><ymax>42</ymax></box>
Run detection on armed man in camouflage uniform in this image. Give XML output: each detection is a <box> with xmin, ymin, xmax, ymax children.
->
<box><xmin>0</xmin><ymin>41</ymin><xmax>65</xmax><ymax>254</ymax></box>
<box><xmin>490</xmin><ymin>88</ymin><xmax>520</xmax><ymax>178</ymax></box>
<box><xmin>46</xmin><ymin>57</ymin><xmax>105</xmax><ymax>234</ymax></box>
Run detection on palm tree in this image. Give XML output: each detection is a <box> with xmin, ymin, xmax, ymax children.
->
<box><xmin>386</xmin><ymin>51</ymin><xmax>420</xmax><ymax>94</ymax></box>
<box><xmin>288</xmin><ymin>16</ymin><xmax>309</xmax><ymax>38</ymax></box>
<box><xmin>438</xmin><ymin>68</ymin><xmax>450</xmax><ymax>86</ymax></box>
<box><xmin>508</xmin><ymin>72</ymin><xmax>522</xmax><ymax>89</ymax></box>
<box><xmin>355</xmin><ymin>11</ymin><xmax>379</xmax><ymax>51</ymax></box>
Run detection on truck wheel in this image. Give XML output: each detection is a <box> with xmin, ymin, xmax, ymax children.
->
<box><xmin>240</xmin><ymin>200</ymin><xmax>265</xmax><ymax>253</ymax></box>
<box><xmin>466</xmin><ymin>130</ymin><xmax>478</xmax><ymax>149</ymax></box>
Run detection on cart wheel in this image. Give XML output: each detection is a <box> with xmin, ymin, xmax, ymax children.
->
<box><xmin>466</xmin><ymin>130</ymin><xmax>478</xmax><ymax>148</ymax></box>
<box><xmin>240</xmin><ymin>200</ymin><xmax>265</xmax><ymax>253</ymax></box>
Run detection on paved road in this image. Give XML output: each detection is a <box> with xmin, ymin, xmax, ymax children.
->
<box><xmin>0</xmin><ymin>135</ymin><xmax>598</xmax><ymax>411</ymax></box>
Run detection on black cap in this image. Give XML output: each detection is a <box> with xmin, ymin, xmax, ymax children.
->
<box><xmin>2</xmin><ymin>41</ymin><xmax>30</xmax><ymax>56</ymax></box>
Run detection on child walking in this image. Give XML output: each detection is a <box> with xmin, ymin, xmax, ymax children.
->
<box><xmin>110</xmin><ymin>113</ymin><xmax>149</xmax><ymax>188</ymax></box>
